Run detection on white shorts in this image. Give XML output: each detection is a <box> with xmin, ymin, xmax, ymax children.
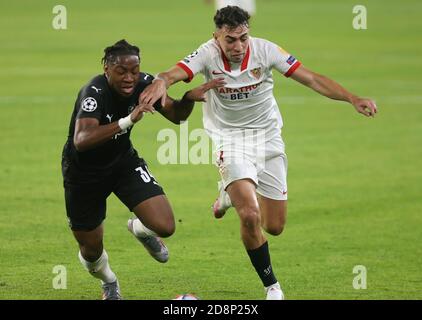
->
<box><xmin>215</xmin><ymin>137</ymin><xmax>288</xmax><ymax>200</ymax></box>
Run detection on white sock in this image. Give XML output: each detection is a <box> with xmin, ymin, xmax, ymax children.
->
<box><xmin>132</xmin><ymin>218</ymin><xmax>157</xmax><ymax>238</ymax></box>
<box><xmin>78</xmin><ymin>250</ymin><xmax>117</xmax><ymax>284</ymax></box>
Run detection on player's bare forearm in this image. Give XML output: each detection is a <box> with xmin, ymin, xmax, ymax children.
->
<box><xmin>291</xmin><ymin>65</ymin><xmax>377</xmax><ymax>117</ymax></box>
<box><xmin>74</xmin><ymin>104</ymin><xmax>152</xmax><ymax>151</ymax></box>
<box><xmin>172</xmin><ymin>99</ymin><xmax>194</xmax><ymax>123</ymax></box>
<box><xmin>73</xmin><ymin>118</ymin><xmax>122</xmax><ymax>152</ymax></box>
<box><xmin>157</xmin><ymin>65</ymin><xmax>190</xmax><ymax>88</ymax></box>
<box><xmin>291</xmin><ymin>66</ymin><xmax>355</xmax><ymax>102</ymax></box>
<box><xmin>156</xmin><ymin>72</ymin><xmax>181</xmax><ymax>89</ymax></box>
<box><xmin>160</xmin><ymin>95</ymin><xmax>194</xmax><ymax>124</ymax></box>
<box><xmin>140</xmin><ymin>66</ymin><xmax>190</xmax><ymax>106</ymax></box>
<box><xmin>160</xmin><ymin>78</ymin><xmax>226</xmax><ymax>124</ymax></box>
<box><xmin>314</xmin><ymin>75</ymin><xmax>352</xmax><ymax>101</ymax></box>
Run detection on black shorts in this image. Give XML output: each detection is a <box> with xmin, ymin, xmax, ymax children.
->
<box><xmin>62</xmin><ymin>151</ymin><xmax>164</xmax><ymax>231</ymax></box>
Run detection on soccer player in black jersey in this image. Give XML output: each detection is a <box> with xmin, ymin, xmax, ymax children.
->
<box><xmin>62</xmin><ymin>39</ymin><xmax>224</xmax><ymax>300</ymax></box>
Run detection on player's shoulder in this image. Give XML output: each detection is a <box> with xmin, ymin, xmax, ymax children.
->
<box><xmin>80</xmin><ymin>74</ymin><xmax>108</xmax><ymax>98</ymax></box>
<box><xmin>138</xmin><ymin>72</ymin><xmax>154</xmax><ymax>84</ymax></box>
<box><xmin>250</xmin><ymin>37</ymin><xmax>279</xmax><ymax>51</ymax></box>
<box><xmin>75</xmin><ymin>74</ymin><xmax>108</xmax><ymax>114</ymax></box>
<box><xmin>179</xmin><ymin>40</ymin><xmax>217</xmax><ymax>66</ymax></box>
<box><xmin>196</xmin><ymin>39</ymin><xmax>220</xmax><ymax>58</ymax></box>
<box><xmin>250</xmin><ymin>37</ymin><xmax>288</xmax><ymax>63</ymax></box>
<box><xmin>136</xmin><ymin>72</ymin><xmax>154</xmax><ymax>91</ymax></box>
<box><xmin>201</xmin><ymin>39</ymin><xmax>217</xmax><ymax>50</ymax></box>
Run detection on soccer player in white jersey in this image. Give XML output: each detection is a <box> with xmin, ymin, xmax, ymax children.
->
<box><xmin>141</xmin><ymin>6</ymin><xmax>377</xmax><ymax>300</ymax></box>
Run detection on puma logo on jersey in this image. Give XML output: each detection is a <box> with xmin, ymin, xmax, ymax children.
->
<box><xmin>144</xmin><ymin>74</ymin><xmax>150</xmax><ymax>80</ymax></box>
<box><xmin>106</xmin><ymin>114</ymin><xmax>113</xmax><ymax>123</ymax></box>
<box><xmin>212</xmin><ymin>70</ymin><xmax>224</xmax><ymax>75</ymax></box>
<box><xmin>91</xmin><ymin>86</ymin><xmax>102</xmax><ymax>93</ymax></box>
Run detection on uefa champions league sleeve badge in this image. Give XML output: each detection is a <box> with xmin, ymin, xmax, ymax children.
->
<box><xmin>81</xmin><ymin>97</ymin><xmax>98</xmax><ymax>112</ymax></box>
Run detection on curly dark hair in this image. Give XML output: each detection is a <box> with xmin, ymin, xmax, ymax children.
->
<box><xmin>213</xmin><ymin>5</ymin><xmax>250</xmax><ymax>30</ymax></box>
<box><xmin>101</xmin><ymin>39</ymin><xmax>140</xmax><ymax>65</ymax></box>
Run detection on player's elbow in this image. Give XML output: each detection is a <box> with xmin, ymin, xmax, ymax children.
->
<box><xmin>171</xmin><ymin>118</ymin><xmax>183</xmax><ymax>125</ymax></box>
<box><xmin>73</xmin><ymin>135</ymin><xmax>88</xmax><ymax>152</ymax></box>
<box><xmin>161</xmin><ymin>108</ymin><xmax>184</xmax><ymax>125</ymax></box>
<box><xmin>167</xmin><ymin>112</ymin><xmax>189</xmax><ymax>125</ymax></box>
<box><xmin>173</xmin><ymin>115</ymin><xmax>189</xmax><ymax>125</ymax></box>
<box><xmin>73</xmin><ymin>140</ymin><xmax>85</xmax><ymax>152</ymax></box>
<box><xmin>163</xmin><ymin>116</ymin><xmax>180</xmax><ymax>125</ymax></box>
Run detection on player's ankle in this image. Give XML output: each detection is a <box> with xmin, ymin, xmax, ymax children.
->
<box><xmin>265</xmin><ymin>282</ymin><xmax>280</xmax><ymax>290</ymax></box>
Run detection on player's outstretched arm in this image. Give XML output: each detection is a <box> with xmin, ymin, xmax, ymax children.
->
<box><xmin>160</xmin><ymin>78</ymin><xmax>226</xmax><ymax>124</ymax></box>
<box><xmin>290</xmin><ymin>65</ymin><xmax>378</xmax><ymax>117</ymax></box>
<box><xmin>139</xmin><ymin>65</ymin><xmax>190</xmax><ymax>107</ymax></box>
<box><xmin>73</xmin><ymin>104</ymin><xmax>155</xmax><ymax>152</ymax></box>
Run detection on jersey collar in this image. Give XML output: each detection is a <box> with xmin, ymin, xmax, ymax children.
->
<box><xmin>220</xmin><ymin>45</ymin><xmax>251</xmax><ymax>72</ymax></box>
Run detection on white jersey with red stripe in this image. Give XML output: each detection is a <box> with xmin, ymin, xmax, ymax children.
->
<box><xmin>177</xmin><ymin>37</ymin><xmax>301</xmax><ymax>145</ymax></box>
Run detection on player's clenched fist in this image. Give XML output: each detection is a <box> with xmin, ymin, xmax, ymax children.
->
<box><xmin>351</xmin><ymin>97</ymin><xmax>378</xmax><ymax>117</ymax></box>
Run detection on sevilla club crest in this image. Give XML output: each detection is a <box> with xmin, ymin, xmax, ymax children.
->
<box><xmin>250</xmin><ymin>67</ymin><xmax>262</xmax><ymax>80</ymax></box>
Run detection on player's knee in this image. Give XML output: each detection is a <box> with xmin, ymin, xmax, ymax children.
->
<box><xmin>239</xmin><ymin>206</ymin><xmax>261</xmax><ymax>230</ymax></box>
<box><xmin>266</xmin><ymin>224</ymin><xmax>285</xmax><ymax>236</ymax></box>
<box><xmin>75</xmin><ymin>236</ymin><xmax>103</xmax><ymax>261</ymax></box>
<box><xmin>159</xmin><ymin>225</ymin><xmax>175</xmax><ymax>238</ymax></box>
<box><xmin>79</xmin><ymin>244</ymin><xmax>103</xmax><ymax>262</ymax></box>
<box><xmin>156</xmin><ymin>219</ymin><xmax>175</xmax><ymax>238</ymax></box>
<box><xmin>264</xmin><ymin>206</ymin><xmax>287</xmax><ymax>236</ymax></box>
<box><xmin>265</xmin><ymin>217</ymin><xmax>286</xmax><ymax>236</ymax></box>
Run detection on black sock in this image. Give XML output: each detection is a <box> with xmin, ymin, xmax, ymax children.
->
<box><xmin>246</xmin><ymin>241</ymin><xmax>277</xmax><ymax>287</ymax></box>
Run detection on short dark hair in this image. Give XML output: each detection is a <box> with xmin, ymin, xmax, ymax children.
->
<box><xmin>214</xmin><ymin>5</ymin><xmax>250</xmax><ymax>30</ymax></box>
<box><xmin>101</xmin><ymin>39</ymin><xmax>140</xmax><ymax>65</ymax></box>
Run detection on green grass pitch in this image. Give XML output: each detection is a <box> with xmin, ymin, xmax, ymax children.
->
<box><xmin>0</xmin><ymin>0</ymin><xmax>421</xmax><ymax>299</ymax></box>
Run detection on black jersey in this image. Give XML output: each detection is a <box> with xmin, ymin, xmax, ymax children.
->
<box><xmin>62</xmin><ymin>72</ymin><xmax>161</xmax><ymax>176</ymax></box>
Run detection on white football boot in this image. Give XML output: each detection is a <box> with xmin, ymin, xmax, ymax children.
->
<box><xmin>265</xmin><ymin>282</ymin><xmax>285</xmax><ymax>300</ymax></box>
<box><xmin>102</xmin><ymin>280</ymin><xmax>122</xmax><ymax>300</ymax></box>
<box><xmin>127</xmin><ymin>218</ymin><xmax>169</xmax><ymax>263</ymax></box>
<box><xmin>212</xmin><ymin>181</ymin><xmax>232</xmax><ymax>219</ymax></box>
